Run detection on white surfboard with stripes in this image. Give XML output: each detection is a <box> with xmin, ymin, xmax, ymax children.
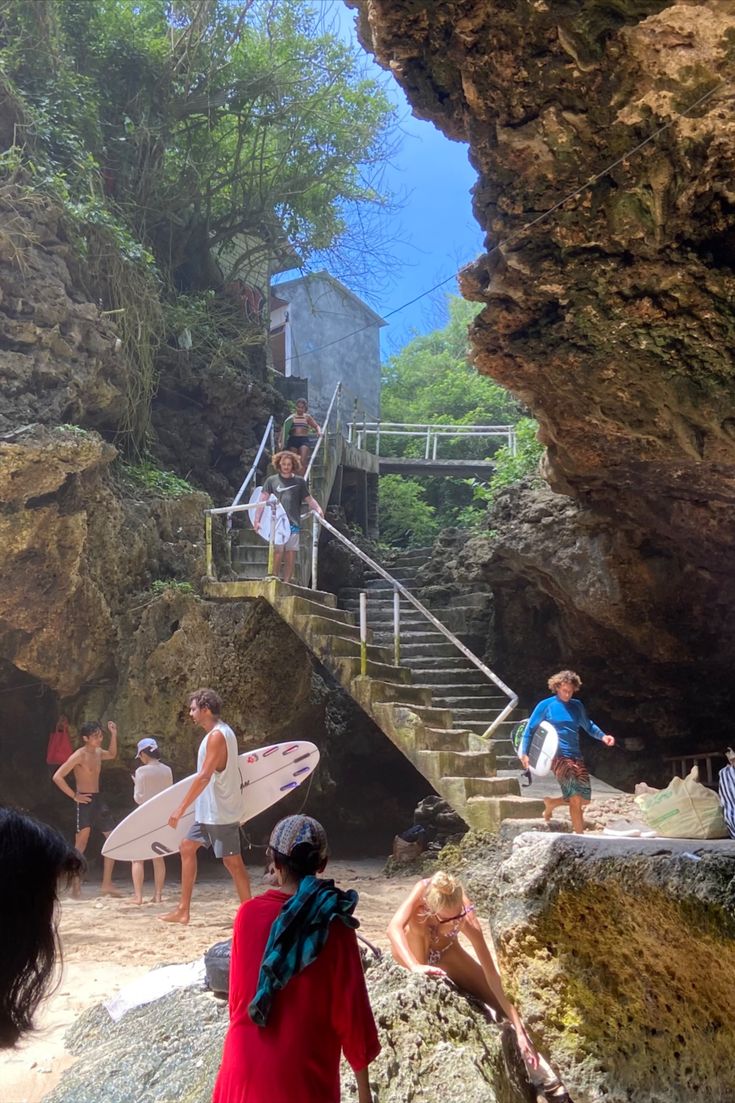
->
<box><xmin>102</xmin><ymin>741</ymin><xmax>319</xmax><ymax>862</ymax></box>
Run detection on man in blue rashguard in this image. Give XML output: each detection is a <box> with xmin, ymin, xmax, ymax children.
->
<box><xmin>520</xmin><ymin>669</ymin><xmax>615</xmax><ymax>834</ymax></box>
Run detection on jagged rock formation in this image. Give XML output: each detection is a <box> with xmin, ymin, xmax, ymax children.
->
<box><xmin>42</xmin><ymin>955</ymin><xmax>532</xmax><ymax>1103</ymax></box>
<box><xmin>354</xmin><ymin>1</ymin><xmax>735</xmax><ymax>754</ymax></box>
<box><xmin>0</xmin><ymin>186</ymin><xmax>425</xmax><ymax>841</ymax></box>
<box><xmin>0</xmin><ymin>188</ymin><xmax>133</xmax><ymax>433</ymax></box>
<box><xmin>42</xmin><ymin>831</ymin><xmax>735</xmax><ymax>1103</ymax></box>
<box><xmin>437</xmin><ymin>826</ymin><xmax>735</xmax><ymax>1103</ymax></box>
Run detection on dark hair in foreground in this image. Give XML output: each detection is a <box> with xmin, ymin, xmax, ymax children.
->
<box><xmin>270</xmin><ymin>843</ymin><xmax>325</xmax><ymax>881</ymax></box>
<box><xmin>79</xmin><ymin>720</ymin><xmax>103</xmax><ymax>740</ymax></box>
<box><xmin>0</xmin><ymin>808</ymin><xmax>84</xmax><ymax>1048</ymax></box>
<box><xmin>188</xmin><ymin>688</ymin><xmax>222</xmax><ymax>716</ymax></box>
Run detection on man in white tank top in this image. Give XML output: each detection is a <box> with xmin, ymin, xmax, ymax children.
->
<box><xmin>160</xmin><ymin>688</ymin><xmax>251</xmax><ymax>924</ymax></box>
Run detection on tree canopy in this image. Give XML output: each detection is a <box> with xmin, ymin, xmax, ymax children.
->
<box><xmin>377</xmin><ymin>296</ymin><xmax>542</xmax><ymax>545</ymax></box>
<box><xmin>380</xmin><ymin>295</ymin><xmax>521</xmax><ymax>458</ymax></box>
<box><xmin>0</xmin><ymin>0</ymin><xmax>397</xmax><ymax>451</ymax></box>
<box><xmin>0</xmin><ymin>0</ymin><xmax>396</xmax><ymax>289</ymax></box>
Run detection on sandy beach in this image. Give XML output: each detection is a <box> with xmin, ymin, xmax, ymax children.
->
<box><xmin>1</xmin><ymin>860</ymin><xmax>417</xmax><ymax>1103</ymax></box>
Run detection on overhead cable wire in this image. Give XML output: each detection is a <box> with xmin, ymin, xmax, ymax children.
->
<box><xmin>282</xmin><ymin>78</ymin><xmax>725</xmax><ymax>365</ymax></box>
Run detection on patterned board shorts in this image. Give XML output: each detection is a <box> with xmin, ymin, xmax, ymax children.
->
<box><xmin>552</xmin><ymin>756</ymin><xmax>592</xmax><ymax>802</ymax></box>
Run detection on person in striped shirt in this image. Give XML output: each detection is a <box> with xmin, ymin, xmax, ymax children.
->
<box><xmin>718</xmin><ymin>748</ymin><xmax>735</xmax><ymax>837</ymax></box>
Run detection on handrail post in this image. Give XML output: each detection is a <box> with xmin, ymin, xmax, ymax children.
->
<box><xmin>205</xmin><ymin>513</ymin><xmax>214</xmax><ymax>580</ymax></box>
<box><xmin>393</xmin><ymin>587</ymin><xmax>400</xmax><ymax>667</ymax></box>
<box><xmin>375</xmin><ymin>418</ymin><xmax>381</xmax><ymax>457</ymax></box>
<box><xmin>311</xmin><ymin>514</ymin><xmax>319</xmax><ymax>590</ymax></box>
<box><xmin>312</xmin><ymin>514</ymin><xmax>518</xmax><ymax>735</ymax></box>
<box><xmin>228</xmin><ymin>415</ymin><xmax>274</xmax><ymax>525</ymax></box>
<box><xmin>433</xmin><ymin>433</ymin><xmax>438</xmax><ymax>460</ymax></box>
<box><xmin>359</xmin><ymin>591</ymin><xmax>368</xmax><ymax>676</ymax></box>
<box><xmin>267</xmin><ymin>501</ymin><xmax>276</xmax><ymax>578</ymax></box>
<box><xmin>425</xmin><ymin>427</ymin><xmax>431</xmax><ymax>460</ymax></box>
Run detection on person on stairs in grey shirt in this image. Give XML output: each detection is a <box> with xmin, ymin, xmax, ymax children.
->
<box><xmin>255</xmin><ymin>451</ymin><xmax>323</xmax><ymax>584</ymax></box>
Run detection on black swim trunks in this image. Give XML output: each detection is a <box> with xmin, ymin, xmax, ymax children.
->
<box><xmin>285</xmin><ymin>434</ymin><xmax>317</xmax><ymax>451</ymax></box>
<box><xmin>75</xmin><ymin>793</ymin><xmax>116</xmax><ymax>834</ymax></box>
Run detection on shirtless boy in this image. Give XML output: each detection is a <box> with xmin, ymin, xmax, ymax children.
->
<box><xmin>52</xmin><ymin>720</ymin><xmax>120</xmax><ymax>897</ymax></box>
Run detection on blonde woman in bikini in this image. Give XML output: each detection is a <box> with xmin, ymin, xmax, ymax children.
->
<box><xmin>388</xmin><ymin>871</ymin><xmax>572</xmax><ymax>1103</ymax></box>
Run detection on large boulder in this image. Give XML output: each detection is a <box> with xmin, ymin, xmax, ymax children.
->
<box><xmin>461</xmin><ymin>830</ymin><xmax>735</xmax><ymax>1103</ymax></box>
<box><xmin>42</xmin><ymin>957</ymin><xmax>533</xmax><ymax>1103</ymax></box>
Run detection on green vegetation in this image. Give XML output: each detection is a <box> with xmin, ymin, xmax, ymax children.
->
<box><xmin>378</xmin><ymin>475</ymin><xmax>439</xmax><ymax>548</ymax></box>
<box><xmin>119</xmin><ymin>460</ymin><xmax>195</xmax><ymax>498</ymax></box>
<box><xmin>457</xmin><ymin>418</ymin><xmax>544</xmax><ymax>527</ymax></box>
<box><xmin>0</xmin><ymin>0</ymin><xmax>396</xmax><ymax>451</ymax></box>
<box><xmin>382</xmin><ymin>297</ymin><xmax>520</xmax><ymax>454</ymax></box>
<box><xmin>55</xmin><ymin>423</ymin><xmax>92</xmax><ymax>437</ymax></box>
<box><xmin>151</xmin><ymin>579</ymin><xmax>194</xmax><ymax>595</ymax></box>
<box><xmin>378</xmin><ymin>297</ymin><xmax>541</xmax><ymax>544</ymax></box>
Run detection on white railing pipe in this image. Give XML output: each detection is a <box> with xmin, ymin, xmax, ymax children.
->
<box><xmin>313</xmin><ymin>514</ymin><xmax>517</xmax><ymax>736</ymax></box>
<box><xmin>359</xmin><ymin>591</ymin><xmax>368</xmax><ymax>677</ymax></box>
<box><xmin>305</xmin><ymin>381</ymin><xmax>341</xmax><ymax>482</ymax></box>
<box><xmin>228</xmin><ymin>416</ymin><xmax>274</xmax><ymax>522</ymax></box>
<box><xmin>311</xmin><ymin>516</ymin><xmax>319</xmax><ymax>590</ymax></box>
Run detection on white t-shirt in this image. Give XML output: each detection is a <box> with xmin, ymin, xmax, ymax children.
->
<box><xmin>194</xmin><ymin>721</ymin><xmax>242</xmax><ymax>825</ymax></box>
<box><xmin>133</xmin><ymin>760</ymin><xmax>173</xmax><ymax>804</ymax></box>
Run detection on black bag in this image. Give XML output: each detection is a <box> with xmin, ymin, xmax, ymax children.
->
<box><xmin>204</xmin><ymin>939</ymin><xmax>232</xmax><ymax>999</ymax></box>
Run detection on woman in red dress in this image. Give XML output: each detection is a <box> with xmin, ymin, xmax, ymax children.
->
<box><xmin>212</xmin><ymin>815</ymin><xmax>380</xmax><ymax>1103</ymax></box>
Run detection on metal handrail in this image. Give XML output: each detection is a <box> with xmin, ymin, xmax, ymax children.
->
<box><xmin>310</xmin><ymin>514</ymin><xmax>517</xmax><ymax>738</ymax></box>
<box><xmin>348</xmin><ymin>420</ymin><xmax>517</xmax><ymax>458</ymax></box>
<box><xmin>305</xmin><ymin>380</ymin><xmax>341</xmax><ymax>482</ymax></box>
<box><xmin>357</xmin><ymin>422</ymin><xmax>517</xmax><ymax>432</ymax></box>
<box><xmin>228</xmin><ymin>416</ymin><xmax>274</xmax><ymax>519</ymax></box>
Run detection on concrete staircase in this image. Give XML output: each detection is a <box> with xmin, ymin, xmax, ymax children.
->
<box><xmin>205</xmin><ymin>559</ymin><xmax>544</xmax><ymax>831</ymax></box>
<box><xmin>338</xmin><ymin>547</ymin><xmax>545</xmax><ymax>826</ymax></box>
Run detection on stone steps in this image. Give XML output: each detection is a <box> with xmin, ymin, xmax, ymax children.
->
<box><xmin>428</xmin><ymin>694</ymin><xmax>507</xmax><ymax>711</ymax></box>
<box><xmin>399</xmin><ymin>642</ymin><xmax>461</xmax><ymax>658</ymax></box>
<box><xmin>394</xmin><ymin>654</ymin><xmax>477</xmax><ymax>670</ymax></box>
<box><xmin>410</xmin><ymin>669</ymin><xmax>491</xmax><ymax>686</ymax></box>
<box><xmin>206</xmin><ymin>548</ymin><xmax>542</xmax><ymax>833</ymax></box>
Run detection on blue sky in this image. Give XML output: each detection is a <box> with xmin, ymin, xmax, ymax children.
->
<box><xmin>276</xmin><ymin>2</ymin><xmax>485</xmax><ymax>359</ymax></box>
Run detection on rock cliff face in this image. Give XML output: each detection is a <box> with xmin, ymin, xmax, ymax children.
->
<box><xmin>0</xmin><ymin>187</ymin><xmax>425</xmax><ymax>840</ymax></box>
<box><xmin>43</xmin><ymin>832</ymin><xmax>735</xmax><ymax>1103</ymax></box>
<box><xmin>355</xmin><ymin>1</ymin><xmax>735</xmax><ymax>752</ymax></box>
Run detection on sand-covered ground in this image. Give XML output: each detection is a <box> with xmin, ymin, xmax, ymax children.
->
<box><xmin>2</xmin><ymin>860</ymin><xmax>417</xmax><ymax>1103</ymax></box>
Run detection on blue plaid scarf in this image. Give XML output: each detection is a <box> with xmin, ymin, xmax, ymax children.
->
<box><xmin>248</xmin><ymin>876</ymin><xmax>359</xmax><ymax>1027</ymax></box>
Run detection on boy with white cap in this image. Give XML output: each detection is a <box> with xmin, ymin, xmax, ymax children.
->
<box><xmin>131</xmin><ymin>738</ymin><xmax>173</xmax><ymax>905</ymax></box>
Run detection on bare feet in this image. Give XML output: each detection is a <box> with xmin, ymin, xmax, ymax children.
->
<box><xmin>542</xmin><ymin>798</ymin><xmax>554</xmax><ymax>823</ymax></box>
<box><xmin>151</xmin><ymin>895</ymin><xmax>163</xmax><ymax>904</ymax></box>
<box><xmin>71</xmin><ymin>875</ymin><xmax>82</xmax><ymax>900</ymax></box>
<box><xmin>159</xmin><ymin>908</ymin><xmax>189</xmax><ymax>924</ymax></box>
<box><xmin>100</xmin><ymin>884</ymin><xmax>123</xmax><ymax>898</ymax></box>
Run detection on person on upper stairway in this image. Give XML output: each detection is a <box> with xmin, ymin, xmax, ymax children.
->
<box><xmin>519</xmin><ymin>669</ymin><xmax>615</xmax><ymax>834</ymax></box>
<box><xmin>279</xmin><ymin>398</ymin><xmax>321</xmax><ymax>470</ymax></box>
<box><xmin>254</xmin><ymin>451</ymin><xmax>323</xmax><ymax>585</ymax></box>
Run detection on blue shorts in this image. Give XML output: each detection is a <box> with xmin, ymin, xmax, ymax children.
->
<box><xmin>185</xmin><ymin>821</ymin><xmax>241</xmax><ymax>858</ymax></box>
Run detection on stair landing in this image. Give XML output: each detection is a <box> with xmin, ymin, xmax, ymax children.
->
<box><xmin>206</xmin><ymin>575</ymin><xmax>545</xmax><ymax>832</ymax></box>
